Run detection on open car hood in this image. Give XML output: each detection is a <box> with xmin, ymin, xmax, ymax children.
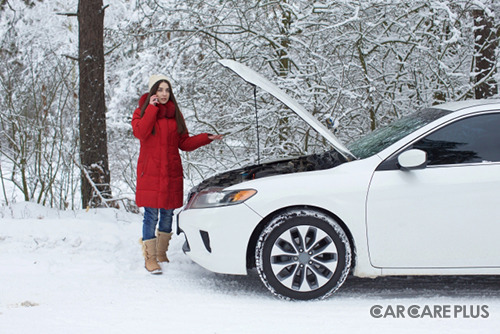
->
<box><xmin>185</xmin><ymin>60</ymin><xmax>356</xmax><ymax>196</ymax></box>
<box><xmin>219</xmin><ymin>59</ymin><xmax>355</xmax><ymax>161</ymax></box>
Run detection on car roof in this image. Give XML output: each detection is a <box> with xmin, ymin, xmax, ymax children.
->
<box><xmin>435</xmin><ymin>99</ymin><xmax>500</xmax><ymax>112</ymax></box>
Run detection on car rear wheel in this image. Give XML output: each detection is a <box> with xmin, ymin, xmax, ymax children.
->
<box><xmin>256</xmin><ymin>208</ymin><xmax>351</xmax><ymax>300</ymax></box>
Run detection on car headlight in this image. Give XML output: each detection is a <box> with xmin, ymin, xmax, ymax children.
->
<box><xmin>186</xmin><ymin>188</ymin><xmax>257</xmax><ymax>209</ymax></box>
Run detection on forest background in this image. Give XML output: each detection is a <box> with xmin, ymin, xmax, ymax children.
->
<box><xmin>0</xmin><ymin>0</ymin><xmax>498</xmax><ymax>210</ymax></box>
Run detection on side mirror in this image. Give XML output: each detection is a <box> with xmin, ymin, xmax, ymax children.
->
<box><xmin>398</xmin><ymin>149</ymin><xmax>427</xmax><ymax>170</ymax></box>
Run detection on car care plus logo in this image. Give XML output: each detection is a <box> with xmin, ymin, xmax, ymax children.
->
<box><xmin>370</xmin><ymin>304</ymin><xmax>489</xmax><ymax>319</ymax></box>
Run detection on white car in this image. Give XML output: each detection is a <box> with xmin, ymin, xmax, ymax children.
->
<box><xmin>177</xmin><ymin>59</ymin><xmax>500</xmax><ymax>300</ymax></box>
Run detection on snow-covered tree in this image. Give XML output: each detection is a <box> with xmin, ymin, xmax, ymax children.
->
<box><xmin>0</xmin><ymin>0</ymin><xmax>498</xmax><ymax>208</ymax></box>
<box><xmin>77</xmin><ymin>0</ymin><xmax>112</xmax><ymax>208</ymax></box>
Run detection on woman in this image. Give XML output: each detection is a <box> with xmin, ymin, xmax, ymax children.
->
<box><xmin>132</xmin><ymin>74</ymin><xmax>222</xmax><ymax>274</ymax></box>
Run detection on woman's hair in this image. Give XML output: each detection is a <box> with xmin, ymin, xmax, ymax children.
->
<box><xmin>139</xmin><ymin>79</ymin><xmax>187</xmax><ymax>135</ymax></box>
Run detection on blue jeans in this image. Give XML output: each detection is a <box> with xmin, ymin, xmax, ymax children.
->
<box><xmin>142</xmin><ymin>207</ymin><xmax>174</xmax><ymax>240</ymax></box>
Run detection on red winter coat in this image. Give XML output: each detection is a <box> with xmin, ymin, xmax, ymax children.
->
<box><xmin>132</xmin><ymin>94</ymin><xmax>212</xmax><ymax>209</ymax></box>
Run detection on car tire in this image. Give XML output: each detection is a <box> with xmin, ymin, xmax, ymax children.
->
<box><xmin>256</xmin><ymin>208</ymin><xmax>351</xmax><ymax>300</ymax></box>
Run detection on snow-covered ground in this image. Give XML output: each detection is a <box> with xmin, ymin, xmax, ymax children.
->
<box><xmin>1</xmin><ymin>202</ymin><xmax>499</xmax><ymax>333</ymax></box>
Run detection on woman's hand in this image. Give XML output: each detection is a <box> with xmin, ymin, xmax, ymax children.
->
<box><xmin>149</xmin><ymin>95</ymin><xmax>159</xmax><ymax>106</ymax></box>
<box><xmin>208</xmin><ymin>134</ymin><xmax>223</xmax><ymax>140</ymax></box>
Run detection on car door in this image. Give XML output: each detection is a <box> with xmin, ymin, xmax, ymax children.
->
<box><xmin>366</xmin><ymin>112</ymin><xmax>500</xmax><ymax>268</ymax></box>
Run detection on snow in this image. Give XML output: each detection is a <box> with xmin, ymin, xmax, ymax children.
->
<box><xmin>1</xmin><ymin>202</ymin><xmax>499</xmax><ymax>333</ymax></box>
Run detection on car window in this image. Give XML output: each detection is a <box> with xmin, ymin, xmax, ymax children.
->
<box><xmin>348</xmin><ymin>108</ymin><xmax>451</xmax><ymax>159</ymax></box>
<box><xmin>413</xmin><ymin>112</ymin><xmax>500</xmax><ymax>165</ymax></box>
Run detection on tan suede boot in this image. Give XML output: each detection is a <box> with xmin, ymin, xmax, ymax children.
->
<box><xmin>141</xmin><ymin>238</ymin><xmax>162</xmax><ymax>274</ymax></box>
<box><xmin>156</xmin><ymin>231</ymin><xmax>173</xmax><ymax>263</ymax></box>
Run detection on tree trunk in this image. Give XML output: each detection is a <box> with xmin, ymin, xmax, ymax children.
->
<box><xmin>78</xmin><ymin>0</ymin><xmax>111</xmax><ymax>208</ymax></box>
<box><xmin>473</xmin><ymin>9</ymin><xmax>498</xmax><ymax>99</ymax></box>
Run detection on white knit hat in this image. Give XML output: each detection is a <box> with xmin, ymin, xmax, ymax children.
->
<box><xmin>148</xmin><ymin>74</ymin><xmax>171</xmax><ymax>91</ymax></box>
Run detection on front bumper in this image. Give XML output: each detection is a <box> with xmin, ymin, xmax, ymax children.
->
<box><xmin>178</xmin><ymin>203</ymin><xmax>262</xmax><ymax>275</ymax></box>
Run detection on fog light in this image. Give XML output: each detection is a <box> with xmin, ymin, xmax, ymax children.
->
<box><xmin>200</xmin><ymin>230</ymin><xmax>211</xmax><ymax>253</ymax></box>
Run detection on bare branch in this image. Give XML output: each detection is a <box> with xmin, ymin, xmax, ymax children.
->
<box><xmin>56</xmin><ymin>12</ymin><xmax>78</xmax><ymax>17</ymax></box>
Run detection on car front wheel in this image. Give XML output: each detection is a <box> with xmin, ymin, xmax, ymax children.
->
<box><xmin>256</xmin><ymin>208</ymin><xmax>351</xmax><ymax>300</ymax></box>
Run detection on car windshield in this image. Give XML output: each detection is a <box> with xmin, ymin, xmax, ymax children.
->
<box><xmin>347</xmin><ymin>108</ymin><xmax>452</xmax><ymax>159</ymax></box>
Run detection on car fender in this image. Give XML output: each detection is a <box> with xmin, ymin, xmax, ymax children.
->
<box><xmin>233</xmin><ymin>156</ymin><xmax>383</xmax><ymax>278</ymax></box>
